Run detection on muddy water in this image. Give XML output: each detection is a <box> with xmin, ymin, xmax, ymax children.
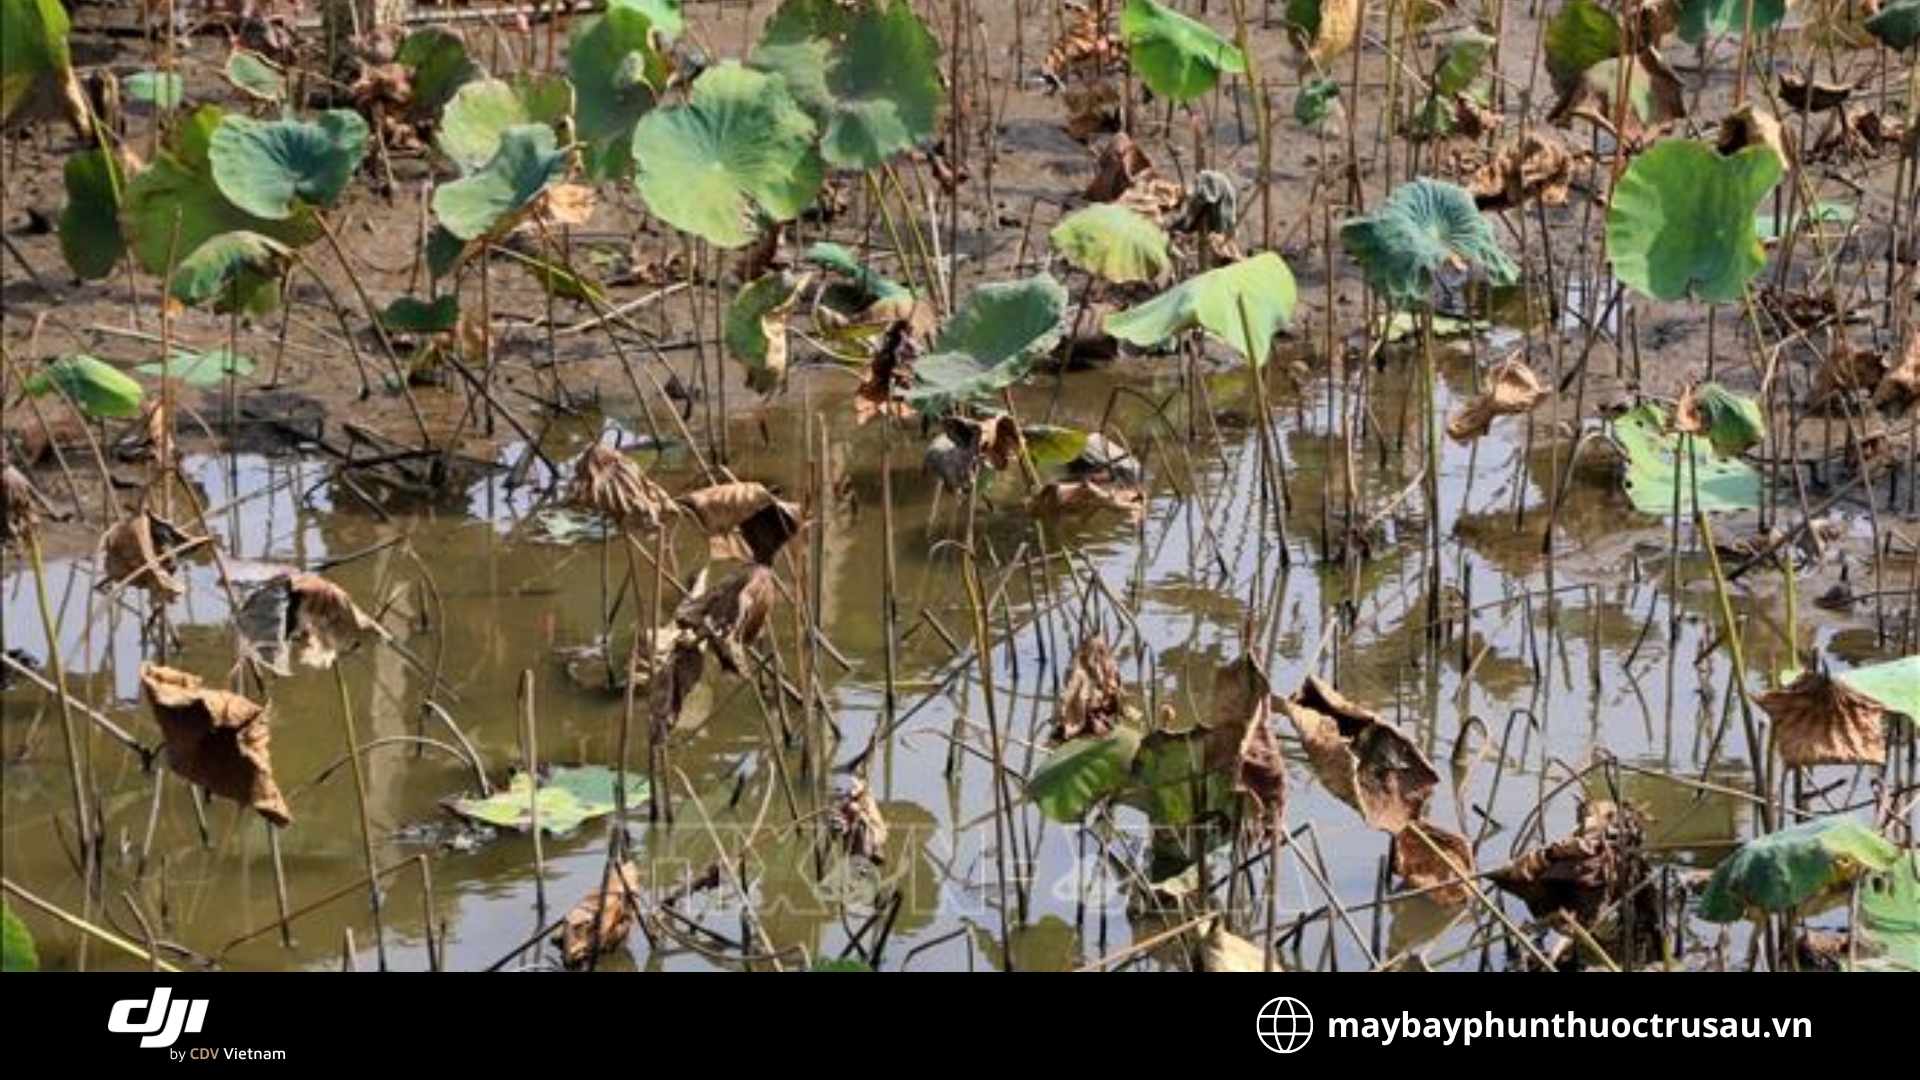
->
<box><xmin>6</xmin><ymin>340</ymin><xmax>1897</xmax><ymax>972</ymax></box>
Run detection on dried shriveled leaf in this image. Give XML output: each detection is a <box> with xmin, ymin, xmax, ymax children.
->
<box><xmin>554</xmin><ymin>860</ymin><xmax>643</xmax><ymax>968</ymax></box>
<box><xmin>139</xmin><ymin>664</ymin><xmax>288</xmax><ymax>825</ymax></box>
<box><xmin>2</xmin><ymin>465</ymin><xmax>44</xmax><ymax>547</ymax></box>
<box><xmin>1717</xmin><ymin>104</ymin><xmax>1792</xmax><ymax>172</ymax></box>
<box><xmin>1086</xmin><ymin>132</ymin><xmax>1154</xmax><ymax>202</ymax></box>
<box><xmin>831</xmin><ymin>777</ymin><xmax>889</xmax><ymax>861</ymax></box>
<box><xmin>1756</xmin><ymin>670</ymin><xmax>1887</xmax><ymax>768</ymax></box>
<box><xmin>675</xmin><ymin>481</ymin><xmax>801</xmax><ymax>564</ymax></box>
<box><xmin>1044</xmin><ymin>2</ymin><xmax>1127</xmax><ymax>88</ymax></box>
<box><xmin>651</xmin><ymin>635</ymin><xmax>706</xmax><ymax>735</ymax></box>
<box><xmin>1282</xmin><ymin>675</ymin><xmax>1438</xmax><ymax>834</ymax></box>
<box><xmin>855</xmin><ymin>319</ymin><xmax>920</xmax><ymax>424</ymax></box>
<box><xmin>1055</xmin><ymin>635</ymin><xmax>1127</xmax><ymax>741</ymax></box>
<box><xmin>1393</xmin><ymin>820</ymin><xmax>1477</xmax><ymax>906</ymax></box>
<box><xmin>1488</xmin><ymin>799</ymin><xmax>1648</xmax><ymax>924</ymax></box>
<box><xmin>1027</xmin><ymin>480</ymin><xmax>1146</xmax><ymax>524</ymax></box>
<box><xmin>1810</xmin><ymin>339</ymin><xmax>1888</xmax><ymax>409</ymax></box>
<box><xmin>1207</xmin><ymin>656</ymin><xmax>1286</xmax><ymax>820</ymax></box>
<box><xmin>288</xmin><ymin>573</ymin><xmax>379</xmax><ymax>670</ymax></box>
<box><xmin>1811</xmin><ymin>107</ymin><xmax>1907</xmax><ymax>162</ymax></box>
<box><xmin>566</xmin><ymin>443</ymin><xmax>673</xmax><ymax>530</ymax></box>
<box><xmin>1550</xmin><ymin>49</ymin><xmax>1684</xmax><ymax>145</ymax></box>
<box><xmin>1446</xmin><ymin>356</ymin><xmax>1546</xmax><ymax>442</ymax></box>
<box><xmin>1469</xmin><ymin>132</ymin><xmax>1573</xmax><ymax>211</ymax></box>
<box><xmin>1871</xmin><ymin>336</ymin><xmax>1920</xmax><ymax>416</ymax></box>
<box><xmin>1778</xmin><ymin>73</ymin><xmax>1852</xmax><ymax>113</ymax></box>
<box><xmin>1063</xmin><ymin>78</ymin><xmax>1121</xmax><ymax>142</ymax></box>
<box><xmin>99</xmin><ymin>510</ymin><xmax>200</xmax><ymax>598</ymax></box>
<box><xmin>675</xmin><ymin>564</ymin><xmax>777</xmax><ymax>674</ymax></box>
<box><xmin>535</xmin><ymin>182</ymin><xmax>599</xmax><ymax>228</ymax></box>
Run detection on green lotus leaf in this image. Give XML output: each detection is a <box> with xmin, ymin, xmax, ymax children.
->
<box><xmin>170</xmin><ymin>230</ymin><xmax>290</xmax><ymax>314</ymax></box>
<box><xmin>1341</xmin><ymin>177</ymin><xmax>1517</xmax><ymax>310</ymax></box>
<box><xmin>432</xmin><ymin>123</ymin><xmax>569</xmax><ymax>241</ymax></box>
<box><xmin>24</xmin><ymin>355</ymin><xmax>144</xmax><ymax>419</ymax></box>
<box><xmin>59</xmin><ymin>147</ymin><xmax>125</xmax><ymax>280</ymax></box>
<box><xmin>1029</xmin><ymin>728</ymin><xmax>1141</xmax><ymax>823</ymax></box>
<box><xmin>1</xmin><ymin>0</ymin><xmax>80</xmax><ymax>129</ymax></box>
<box><xmin>135</xmin><ymin>348</ymin><xmax>255</xmax><ymax>386</ymax></box>
<box><xmin>632</xmin><ymin>62</ymin><xmax>823</xmax><ymax>249</ymax></box>
<box><xmin>1050</xmin><ymin>204</ymin><xmax>1171</xmax><ymax>284</ymax></box>
<box><xmin>425</xmin><ymin>224</ymin><xmax>471</xmax><ymax>280</ymax></box>
<box><xmin>209</xmin><ymin>110</ymin><xmax>368</xmax><ymax>219</ymax></box>
<box><xmin>568</xmin><ymin>0</ymin><xmax>682</xmax><ymax>178</ymax></box>
<box><xmin>224</xmin><ymin>49</ymin><xmax>285</xmax><ymax>102</ymax></box>
<box><xmin>804</xmin><ymin>241</ymin><xmax>910</xmax><ymax>304</ymax></box>
<box><xmin>1836</xmin><ymin>656</ymin><xmax>1920</xmax><ymax>722</ymax></box>
<box><xmin>443</xmin><ymin>764</ymin><xmax>650</xmax><ymax>836</ymax></box>
<box><xmin>379</xmin><ymin>295</ymin><xmax>461</xmax><ymax>335</ymax></box>
<box><xmin>1688</xmin><ymin>382</ymin><xmax>1764</xmax><ymax>457</ymax></box>
<box><xmin>1545</xmin><ymin>0</ymin><xmax>1621</xmax><ymax>85</ymax></box>
<box><xmin>1020</xmin><ymin>423</ymin><xmax>1091</xmax><ymax>466</ymax></box>
<box><xmin>1866</xmin><ymin>0</ymin><xmax>1920</xmax><ymax>49</ymax></box>
<box><xmin>753</xmin><ymin>0</ymin><xmax>941</xmax><ymax>169</ymax></box>
<box><xmin>1121</xmin><ymin>727</ymin><xmax>1238</xmax><ymax>827</ymax></box>
<box><xmin>904</xmin><ymin>274</ymin><xmax>1069</xmax><ymax>413</ymax></box>
<box><xmin>125</xmin><ymin>70</ymin><xmax>184</xmax><ymax>108</ymax></box>
<box><xmin>1678</xmin><ymin>0</ymin><xmax>1787</xmax><ymax>45</ymax></box>
<box><xmin>1613</xmin><ymin>403</ymin><xmax>1761</xmax><ymax>514</ymax></box>
<box><xmin>1699</xmin><ymin>817</ymin><xmax>1898</xmax><ymax>922</ymax></box>
<box><xmin>122</xmin><ymin>108</ymin><xmax>321</xmax><ymax>275</ymax></box>
<box><xmin>726</xmin><ymin>271</ymin><xmax>808</xmax><ymax>393</ymax></box>
<box><xmin>397</xmin><ymin>28</ymin><xmax>481</xmax><ymax>120</ymax></box>
<box><xmin>1858</xmin><ymin>855</ymin><xmax>1919</xmax><ymax>972</ymax></box>
<box><xmin>1119</xmin><ymin>0</ymin><xmax>1247</xmax><ymax>103</ymax></box>
<box><xmin>436</xmin><ymin>75</ymin><xmax>573</xmax><ymax>175</ymax></box>
<box><xmin>1294</xmin><ymin>76</ymin><xmax>1341</xmax><ymax>127</ymax></box>
<box><xmin>1606</xmin><ymin>140</ymin><xmax>1780</xmax><ymax>303</ymax></box>
<box><xmin>1105</xmin><ymin>252</ymin><xmax>1298</xmax><ymax>367</ymax></box>
<box><xmin>1433</xmin><ymin>29</ymin><xmax>1494</xmax><ymax>97</ymax></box>
<box><xmin>1</xmin><ymin>902</ymin><xmax>36</xmax><ymax>973</ymax></box>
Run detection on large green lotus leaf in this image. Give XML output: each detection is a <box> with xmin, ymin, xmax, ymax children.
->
<box><xmin>123</xmin><ymin>108</ymin><xmax>319</xmax><ymax>275</ymax></box>
<box><xmin>1698</xmin><ymin>817</ymin><xmax>1899</xmax><ymax>922</ymax></box>
<box><xmin>1433</xmin><ymin>29</ymin><xmax>1495</xmax><ymax>97</ymax></box>
<box><xmin>209</xmin><ymin>110</ymin><xmax>369</xmax><ymax>219</ymax></box>
<box><xmin>1837</xmin><ymin>656</ymin><xmax>1920</xmax><ymax>722</ymax></box>
<box><xmin>568</xmin><ymin>0</ymin><xmax>682</xmax><ymax>179</ymax></box>
<box><xmin>904</xmin><ymin>274</ymin><xmax>1068</xmax><ymax>413</ymax></box>
<box><xmin>24</xmin><ymin>355</ymin><xmax>145</xmax><ymax>419</ymax></box>
<box><xmin>633</xmin><ymin>62</ymin><xmax>823</xmax><ymax>248</ymax></box>
<box><xmin>1867</xmin><ymin>0</ymin><xmax>1920</xmax><ymax>48</ymax></box>
<box><xmin>1029</xmin><ymin>728</ymin><xmax>1141</xmax><ymax>823</ymax></box>
<box><xmin>753</xmin><ymin>0</ymin><xmax>941</xmax><ymax>170</ymax></box>
<box><xmin>135</xmin><ymin>348</ymin><xmax>255</xmax><ymax>386</ymax></box>
<box><xmin>1105</xmin><ymin>252</ymin><xmax>1297</xmax><ymax>367</ymax></box>
<box><xmin>1341</xmin><ymin>177</ymin><xmax>1517</xmax><ymax>310</ymax></box>
<box><xmin>1858</xmin><ymin>855</ymin><xmax>1919</xmax><ymax>972</ymax></box>
<box><xmin>1</xmin><ymin>902</ymin><xmax>36</xmax><ymax>973</ymax></box>
<box><xmin>1050</xmin><ymin>204</ymin><xmax>1171</xmax><ymax>284</ymax></box>
<box><xmin>1</xmin><ymin>0</ymin><xmax>79</xmax><ymax>128</ymax></box>
<box><xmin>1606</xmin><ymin>140</ymin><xmax>1779</xmax><ymax>303</ymax></box>
<box><xmin>170</xmin><ymin>230</ymin><xmax>289</xmax><ymax>314</ymax></box>
<box><xmin>224</xmin><ymin>49</ymin><xmax>286</xmax><ymax>103</ymax></box>
<box><xmin>1119</xmin><ymin>0</ymin><xmax>1247</xmax><ymax>103</ymax></box>
<box><xmin>1544</xmin><ymin>0</ymin><xmax>1622</xmax><ymax>85</ymax></box>
<box><xmin>436</xmin><ymin>75</ymin><xmax>573</xmax><ymax>175</ymax></box>
<box><xmin>1613</xmin><ymin>404</ymin><xmax>1761</xmax><ymax>514</ymax></box>
<box><xmin>125</xmin><ymin>70</ymin><xmax>184</xmax><ymax>108</ymax></box>
<box><xmin>1678</xmin><ymin>0</ymin><xmax>1787</xmax><ymax>44</ymax></box>
<box><xmin>396</xmin><ymin>28</ymin><xmax>481</xmax><ymax>119</ymax></box>
<box><xmin>59</xmin><ymin>147</ymin><xmax>124</xmax><ymax>280</ymax></box>
<box><xmin>726</xmin><ymin>271</ymin><xmax>807</xmax><ymax>393</ymax></box>
<box><xmin>432</xmin><ymin>123</ymin><xmax>569</xmax><ymax>241</ymax></box>
<box><xmin>443</xmin><ymin>764</ymin><xmax>650</xmax><ymax>836</ymax></box>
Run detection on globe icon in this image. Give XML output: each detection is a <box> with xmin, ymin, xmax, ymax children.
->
<box><xmin>1256</xmin><ymin>997</ymin><xmax>1313</xmax><ymax>1054</ymax></box>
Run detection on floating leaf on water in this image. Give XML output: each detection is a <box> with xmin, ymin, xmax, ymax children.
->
<box><xmin>632</xmin><ymin>61</ymin><xmax>823</xmax><ymax>248</ymax></box>
<box><xmin>1393</xmin><ymin>820</ymin><xmax>1477</xmax><ymax>906</ymax></box>
<box><xmin>1866</xmin><ymin>0</ymin><xmax>1920</xmax><ymax>49</ymax></box>
<box><xmin>1284</xmin><ymin>0</ymin><xmax>1361</xmax><ymax>69</ymax></box>
<box><xmin>1029</xmin><ymin>727</ymin><xmax>1141</xmax><ymax>823</ymax></box>
<box><xmin>676</xmin><ymin>481</ymin><xmax>801</xmax><ymax>564</ymax></box>
<box><xmin>1446</xmin><ymin>356</ymin><xmax>1545</xmax><ymax>443</ymax></box>
<box><xmin>1698</xmin><ymin>817</ymin><xmax>1899</xmax><ymax>922</ymax></box>
<box><xmin>444</xmin><ymin>765</ymin><xmax>651</xmax><ymax>837</ymax></box>
<box><xmin>753</xmin><ymin>0</ymin><xmax>942</xmax><ymax>170</ymax></box>
<box><xmin>675</xmin><ymin>563</ymin><xmax>777</xmax><ymax>674</ymax></box>
<box><xmin>1612</xmin><ymin>403</ymin><xmax>1762</xmax><ymax>514</ymax></box>
<box><xmin>140</xmin><ymin>663</ymin><xmax>289</xmax><ymax>826</ymax></box>
<box><xmin>433</xmin><ymin>124</ymin><xmax>569</xmax><ymax>242</ymax></box>
<box><xmin>1605</xmin><ymin>140</ymin><xmax>1780</xmax><ymax>303</ymax></box>
<box><xmin>726</xmin><ymin>272</ymin><xmax>808</xmax><ymax>393</ymax></box>
<box><xmin>124</xmin><ymin>70</ymin><xmax>183</xmax><ymax>108</ymax></box>
<box><xmin>1199</xmin><ymin>919</ymin><xmax>1269</xmax><ymax>972</ymax></box>
<box><xmin>904</xmin><ymin>274</ymin><xmax>1068</xmax><ymax>414</ymax></box>
<box><xmin>224</xmin><ymin>49</ymin><xmax>285</xmax><ymax>102</ymax></box>
<box><xmin>1118</xmin><ymin>0</ymin><xmax>1246</xmax><ymax>103</ymax></box>
<box><xmin>1054</xmin><ymin>635</ymin><xmax>1128</xmax><ymax>742</ymax></box>
<box><xmin>436</xmin><ymin>75</ymin><xmax>574</xmax><ymax>174</ymax></box>
<box><xmin>1281</xmin><ymin>674</ymin><xmax>1438</xmax><ymax>834</ymax></box>
<box><xmin>1026</xmin><ymin>479</ymin><xmax>1146</xmax><ymax>524</ymax></box>
<box><xmin>1341</xmin><ymin>178</ymin><xmax>1517</xmax><ymax>311</ymax></box>
<box><xmin>1050</xmin><ymin>203</ymin><xmax>1171</xmax><ymax>284</ymax></box>
<box><xmin>554</xmin><ymin>860</ymin><xmax>644</xmax><ymax>968</ymax></box>
<box><xmin>1678</xmin><ymin>0</ymin><xmax>1786</xmax><ymax>44</ymax></box>
<box><xmin>1488</xmin><ymin>799</ymin><xmax>1649</xmax><ymax>926</ymax></box>
<box><xmin>1835</xmin><ymin>656</ymin><xmax>1919</xmax><ymax>723</ymax></box>
<box><xmin>209</xmin><ymin>110</ymin><xmax>369</xmax><ymax>219</ymax></box>
<box><xmin>569</xmin><ymin>0</ymin><xmax>682</xmax><ymax>178</ymax></box>
<box><xmin>58</xmin><ymin>147</ymin><xmax>125</xmax><ymax>280</ymax></box>
<box><xmin>24</xmin><ymin>355</ymin><xmax>144</xmax><ymax>419</ymax></box>
<box><xmin>99</xmin><ymin>510</ymin><xmax>200</xmax><ymax>599</ymax></box>
<box><xmin>1756</xmin><ymin>670</ymin><xmax>1887</xmax><ymax>768</ymax></box>
<box><xmin>1</xmin><ymin>902</ymin><xmax>37</xmax><ymax>973</ymax></box>
<box><xmin>1105</xmin><ymin>252</ymin><xmax>1297</xmax><ymax>367</ymax></box>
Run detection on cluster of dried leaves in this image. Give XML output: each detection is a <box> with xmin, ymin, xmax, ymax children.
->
<box><xmin>1488</xmin><ymin>798</ymin><xmax>1651</xmax><ymax>944</ymax></box>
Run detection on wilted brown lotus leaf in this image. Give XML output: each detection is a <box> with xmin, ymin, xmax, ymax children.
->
<box><xmin>1778</xmin><ymin>73</ymin><xmax>1853</xmax><ymax>113</ymax></box>
<box><xmin>1393</xmin><ymin>819</ymin><xmax>1477</xmax><ymax>906</ymax></box>
<box><xmin>1282</xmin><ymin>675</ymin><xmax>1438</xmax><ymax>834</ymax></box>
<box><xmin>1044</xmin><ymin>1</ymin><xmax>1126</xmax><ymax>89</ymax></box>
<box><xmin>1086</xmin><ymin>132</ymin><xmax>1154</xmax><ymax>202</ymax></box>
<box><xmin>651</xmin><ymin>633</ymin><xmax>706</xmax><ymax>735</ymax></box>
<box><xmin>1488</xmin><ymin>799</ymin><xmax>1648</xmax><ymax>925</ymax></box>
<box><xmin>535</xmin><ymin>183</ymin><xmax>598</xmax><ymax>229</ymax></box>
<box><xmin>1055</xmin><ymin>635</ymin><xmax>1127</xmax><ymax>741</ymax></box>
<box><xmin>1469</xmin><ymin>132</ymin><xmax>1573</xmax><ymax>211</ymax></box>
<box><xmin>1550</xmin><ymin>49</ymin><xmax>1684</xmax><ymax>146</ymax></box>
<box><xmin>1811</xmin><ymin>107</ymin><xmax>1906</xmax><ymax>161</ymax></box>
<box><xmin>554</xmin><ymin>859</ymin><xmax>643</xmax><ymax>969</ymax></box>
<box><xmin>1116</xmin><ymin>176</ymin><xmax>1187</xmax><ymax>225</ymax></box>
<box><xmin>1064</xmin><ymin>79</ymin><xmax>1121</xmax><ymax>142</ymax></box>
<box><xmin>566</xmin><ymin>443</ymin><xmax>673</xmax><ymax>530</ymax></box>
<box><xmin>1756</xmin><ymin>669</ymin><xmax>1887</xmax><ymax>767</ymax></box>
<box><xmin>2</xmin><ymin>465</ymin><xmax>44</xmax><ymax>547</ymax></box>
<box><xmin>140</xmin><ymin>663</ymin><xmax>289</xmax><ymax>825</ymax></box>
<box><xmin>1810</xmin><ymin>338</ymin><xmax>1888</xmax><ymax>409</ymax></box>
<box><xmin>1292</xmin><ymin>0</ymin><xmax>1362</xmax><ymax>69</ymax></box>
<box><xmin>831</xmin><ymin>777</ymin><xmax>889</xmax><ymax>862</ymax></box>
<box><xmin>675</xmin><ymin>563</ymin><xmax>776</xmax><ymax>674</ymax></box>
<box><xmin>855</xmin><ymin>319</ymin><xmax>920</xmax><ymax>424</ymax></box>
<box><xmin>100</xmin><ymin>510</ymin><xmax>202</xmax><ymax>599</ymax></box>
<box><xmin>1206</xmin><ymin>656</ymin><xmax>1286</xmax><ymax>820</ymax></box>
<box><xmin>1870</xmin><ymin>336</ymin><xmax>1920</xmax><ymax>416</ymax></box>
<box><xmin>676</xmin><ymin>481</ymin><xmax>801</xmax><ymax>564</ymax></box>
<box><xmin>1446</xmin><ymin>356</ymin><xmax>1546</xmax><ymax>442</ymax></box>
<box><xmin>1717</xmin><ymin>104</ymin><xmax>1793</xmax><ymax>170</ymax></box>
<box><xmin>1027</xmin><ymin>480</ymin><xmax>1146</xmax><ymax>524</ymax></box>
<box><xmin>288</xmin><ymin>573</ymin><xmax>380</xmax><ymax>670</ymax></box>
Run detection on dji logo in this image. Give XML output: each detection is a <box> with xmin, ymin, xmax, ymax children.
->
<box><xmin>108</xmin><ymin>988</ymin><xmax>208</xmax><ymax>1049</ymax></box>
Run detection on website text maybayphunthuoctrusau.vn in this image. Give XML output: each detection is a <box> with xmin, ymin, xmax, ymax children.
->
<box><xmin>1328</xmin><ymin>1013</ymin><xmax>1812</xmax><ymax>1047</ymax></box>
